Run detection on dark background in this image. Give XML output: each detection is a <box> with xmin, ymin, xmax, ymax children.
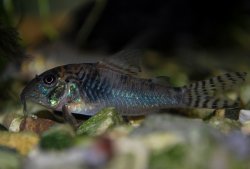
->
<box><xmin>1</xmin><ymin>0</ymin><xmax>250</xmax><ymax>53</ymax></box>
<box><xmin>1</xmin><ymin>0</ymin><xmax>250</xmax><ymax>82</ymax></box>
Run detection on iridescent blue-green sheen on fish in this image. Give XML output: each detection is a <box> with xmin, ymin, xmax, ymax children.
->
<box><xmin>20</xmin><ymin>61</ymin><xmax>247</xmax><ymax>117</ymax></box>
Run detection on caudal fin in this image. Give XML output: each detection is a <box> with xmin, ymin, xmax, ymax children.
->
<box><xmin>183</xmin><ymin>72</ymin><xmax>247</xmax><ymax>109</ymax></box>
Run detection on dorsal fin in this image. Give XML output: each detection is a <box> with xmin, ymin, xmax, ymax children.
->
<box><xmin>151</xmin><ymin>76</ymin><xmax>171</xmax><ymax>86</ymax></box>
<box><xmin>97</xmin><ymin>50</ymin><xmax>143</xmax><ymax>75</ymax></box>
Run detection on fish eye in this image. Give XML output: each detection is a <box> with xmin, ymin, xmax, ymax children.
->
<box><xmin>43</xmin><ymin>74</ymin><xmax>56</xmax><ymax>85</ymax></box>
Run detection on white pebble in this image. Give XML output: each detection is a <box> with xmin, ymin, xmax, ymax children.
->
<box><xmin>239</xmin><ymin>109</ymin><xmax>250</xmax><ymax>124</ymax></box>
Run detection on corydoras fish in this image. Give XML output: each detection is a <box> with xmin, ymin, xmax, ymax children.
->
<box><xmin>20</xmin><ymin>52</ymin><xmax>247</xmax><ymax>125</ymax></box>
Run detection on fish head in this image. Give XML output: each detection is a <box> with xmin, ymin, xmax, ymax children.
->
<box><xmin>20</xmin><ymin>67</ymin><xmax>67</xmax><ymax>114</ymax></box>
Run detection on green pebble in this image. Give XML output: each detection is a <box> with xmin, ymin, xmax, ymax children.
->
<box><xmin>40</xmin><ymin>124</ymin><xmax>75</xmax><ymax>150</ymax></box>
<box><xmin>76</xmin><ymin>107</ymin><xmax>124</xmax><ymax>136</ymax></box>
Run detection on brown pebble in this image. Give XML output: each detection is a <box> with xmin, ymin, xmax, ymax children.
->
<box><xmin>20</xmin><ymin>117</ymin><xmax>57</xmax><ymax>135</ymax></box>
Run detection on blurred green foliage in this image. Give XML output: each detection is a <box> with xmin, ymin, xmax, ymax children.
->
<box><xmin>0</xmin><ymin>23</ymin><xmax>23</xmax><ymax>72</ymax></box>
<box><xmin>0</xmin><ymin>0</ymin><xmax>15</xmax><ymax>26</ymax></box>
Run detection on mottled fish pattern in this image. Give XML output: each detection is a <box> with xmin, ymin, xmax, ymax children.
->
<box><xmin>20</xmin><ymin>62</ymin><xmax>247</xmax><ymax>117</ymax></box>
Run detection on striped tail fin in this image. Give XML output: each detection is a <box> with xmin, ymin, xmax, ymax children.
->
<box><xmin>182</xmin><ymin>72</ymin><xmax>247</xmax><ymax>109</ymax></box>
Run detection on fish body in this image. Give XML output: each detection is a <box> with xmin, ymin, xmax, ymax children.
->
<box><xmin>20</xmin><ymin>61</ymin><xmax>247</xmax><ymax>117</ymax></box>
